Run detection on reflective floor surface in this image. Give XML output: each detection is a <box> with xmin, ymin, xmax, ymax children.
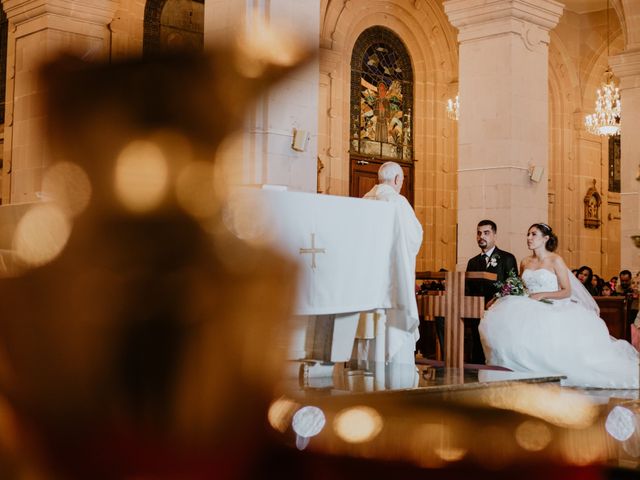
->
<box><xmin>283</xmin><ymin>360</ymin><xmax>565</xmax><ymax>399</ymax></box>
<box><xmin>272</xmin><ymin>359</ymin><xmax>640</xmax><ymax>474</ymax></box>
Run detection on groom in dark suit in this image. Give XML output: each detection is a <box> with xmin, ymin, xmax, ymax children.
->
<box><xmin>465</xmin><ymin>219</ymin><xmax>517</xmax><ymax>364</ymax></box>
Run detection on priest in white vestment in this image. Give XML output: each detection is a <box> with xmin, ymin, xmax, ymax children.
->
<box><xmin>363</xmin><ymin>162</ymin><xmax>423</xmax><ymax>255</ymax></box>
<box><xmin>359</xmin><ymin>161</ymin><xmax>423</xmax><ymax>366</ymax></box>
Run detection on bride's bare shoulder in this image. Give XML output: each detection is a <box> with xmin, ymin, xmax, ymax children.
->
<box><xmin>549</xmin><ymin>253</ymin><xmax>568</xmax><ymax>268</ymax></box>
<box><xmin>520</xmin><ymin>256</ymin><xmax>535</xmax><ymax>269</ymax></box>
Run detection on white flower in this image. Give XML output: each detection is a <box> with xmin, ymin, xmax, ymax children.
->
<box><xmin>489</xmin><ymin>257</ymin><xmax>498</xmax><ymax>267</ymax></box>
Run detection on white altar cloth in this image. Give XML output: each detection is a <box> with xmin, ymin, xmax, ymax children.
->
<box><xmin>224</xmin><ymin>188</ymin><xmax>420</xmax><ymax>362</ymax></box>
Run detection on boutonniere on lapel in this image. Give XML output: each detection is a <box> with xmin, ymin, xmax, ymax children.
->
<box><xmin>488</xmin><ymin>253</ymin><xmax>500</xmax><ymax>268</ymax></box>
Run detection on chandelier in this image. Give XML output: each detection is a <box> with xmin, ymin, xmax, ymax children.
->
<box><xmin>584</xmin><ymin>1</ymin><xmax>620</xmax><ymax>137</ymax></box>
<box><xmin>446</xmin><ymin>94</ymin><xmax>459</xmax><ymax>121</ymax></box>
<box><xmin>584</xmin><ymin>70</ymin><xmax>620</xmax><ymax>136</ymax></box>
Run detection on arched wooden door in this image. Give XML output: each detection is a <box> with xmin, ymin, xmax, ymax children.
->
<box><xmin>350</xmin><ymin>157</ymin><xmax>414</xmax><ymax>205</ymax></box>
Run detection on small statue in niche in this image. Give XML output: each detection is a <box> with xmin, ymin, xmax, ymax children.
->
<box><xmin>584</xmin><ymin>179</ymin><xmax>602</xmax><ymax>229</ymax></box>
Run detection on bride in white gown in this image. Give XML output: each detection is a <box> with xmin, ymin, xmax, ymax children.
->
<box><xmin>479</xmin><ymin>223</ymin><xmax>639</xmax><ymax>388</ymax></box>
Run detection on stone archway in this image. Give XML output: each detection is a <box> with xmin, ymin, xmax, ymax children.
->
<box><xmin>143</xmin><ymin>0</ymin><xmax>168</xmax><ymax>56</ymax></box>
<box><xmin>143</xmin><ymin>0</ymin><xmax>204</xmax><ymax>56</ymax></box>
<box><xmin>319</xmin><ymin>0</ymin><xmax>459</xmax><ymax>271</ymax></box>
<box><xmin>547</xmin><ymin>13</ymin><xmax>625</xmax><ymax>278</ymax></box>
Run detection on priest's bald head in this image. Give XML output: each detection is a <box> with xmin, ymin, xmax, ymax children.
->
<box><xmin>378</xmin><ymin>161</ymin><xmax>404</xmax><ymax>193</ymax></box>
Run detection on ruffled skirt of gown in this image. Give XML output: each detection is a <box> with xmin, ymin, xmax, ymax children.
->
<box><xmin>479</xmin><ymin>296</ymin><xmax>639</xmax><ymax>388</ymax></box>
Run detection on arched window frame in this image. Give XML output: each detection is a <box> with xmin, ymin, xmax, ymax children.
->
<box><xmin>143</xmin><ymin>0</ymin><xmax>204</xmax><ymax>56</ymax></box>
<box><xmin>350</xmin><ymin>26</ymin><xmax>414</xmax><ymax>162</ymax></box>
<box><xmin>143</xmin><ymin>0</ymin><xmax>169</xmax><ymax>56</ymax></box>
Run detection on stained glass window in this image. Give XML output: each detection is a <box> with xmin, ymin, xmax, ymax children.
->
<box><xmin>350</xmin><ymin>27</ymin><xmax>413</xmax><ymax>161</ymax></box>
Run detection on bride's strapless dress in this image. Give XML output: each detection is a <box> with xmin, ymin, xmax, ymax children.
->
<box><xmin>479</xmin><ymin>268</ymin><xmax>639</xmax><ymax>388</ymax></box>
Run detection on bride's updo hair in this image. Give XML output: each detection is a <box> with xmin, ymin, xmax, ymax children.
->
<box><xmin>530</xmin><ymin>223</ymin><xmax>558</xmax><ymax>252</ymax></box>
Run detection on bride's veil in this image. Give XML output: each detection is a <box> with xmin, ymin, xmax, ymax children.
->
<box><xmin>567</xmin><ymin>268</ymin><xmax>600</xmax><ymax>316</ymax></box>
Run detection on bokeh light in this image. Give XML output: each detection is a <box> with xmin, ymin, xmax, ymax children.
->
<box><xmin>291</xmin><ymin>405</ymin><xmax>325</xmax><ymax>438</ymax></box>
<box><xmin>13</xmin><ymin>204</ymin><xmax>71</xmax><ymax>267</ymax></box>
<box><xmin>514</xmin><ymin>420</ymin><xmax>553</xmax><ymax>451</ymax></box>
<box><xmin>267</xmin><ymin>397</ymin><xmax>299</xmax><ymax>433</ymax></box>
<box><xmin>114</xmin><ymin>140</ymin><xmax>169</xmax><ymax>212</ymax></box>
<box><xmin>234</xmin><ymin>9</ymin><xmax>305</xmax><ymax>78</ymax></box>
<box><xmin>605</xmin><ymin>406</ymin><xmax>636</xmax><ymax>442</ymax></box>
<box><xmin>434</xmin><ymin>447</ymin><xmax>467</xmax><ymax>462</ymax></box>
<box><xmin>42</xmin><ymin>161</ymin><xmax>92</xmax><ymax>217</ymax></box>
<box><xmin>333</xmin><ymin>406</ymin><xmax>383</xmax><ymax>444</ymax></box>
<box><xmin>481</xmin><ymin>385</ymin><xmax>598</xmax><ymax>428</ymax></box>
<box><xmin>222</xmin><ymin>190</ymin><xmax>272</xmax><ymax>244</ymax></box>
<box><xmin>622</xmin><ymin>434</ymin><xmax>640</xmax><ymax>458</ymax></box>
<box><xmin>560</xmin><ymin>426</ymin><xmax>608</xmax><ymax>465</ymax></box>
<box><xmin>410</xmin><ymin>422</ymin><xmax>451</xmax><ymax>468</ymax></box>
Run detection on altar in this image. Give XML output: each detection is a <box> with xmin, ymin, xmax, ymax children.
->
<box><xmin>225</xmin><ymin>188</ymin><xmax>420</xmax><ymax>364</ymax></box>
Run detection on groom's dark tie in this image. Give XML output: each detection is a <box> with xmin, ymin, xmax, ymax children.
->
<box><xmin>481</xmin><ymin>253</ymin><xmax>488</xmax><ymax>269</ymax></box>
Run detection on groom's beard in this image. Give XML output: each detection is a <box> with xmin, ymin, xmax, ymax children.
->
<box><xmin>478</xmin><ymin>240</ymin><xmax>487</xmax><ymax>249</ymax></box>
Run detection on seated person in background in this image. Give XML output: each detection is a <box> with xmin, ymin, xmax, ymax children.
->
<box><xmin>631</xmin><ymin>277</ymin><xmax>640</xmax><ymax>322</ymax></box>
<box><xmin>576</xmin><ymin>265</ymin><xmax>598</xmax><ymax>296</ymax></box>
<box><xmin>418</xmin><ymin>280</ymin><xmax>444</xmax><ymax>294</ymax></box>
<box><xmin>601</xmin><ymin>284</ymin><xmax>613</xmax><ymax>296</ymax></box>
<box><xmin>610</xmin><ymin>275</ymin><xmax>618</xmax><ymax>292</ymax></box>
<box><xmin>591</xmin><ymin>274</ymin><xmax>603</xmax><ymax>296</ymax></box>
<box><xmin>616</xmin><ymin>270</ymin><xmax>633</xmax><ymax>295</ymax></box>
<box><xmin>617</xmin><ymin>269</ymin><xmax>639</xmax><ymax>323</ymax></box>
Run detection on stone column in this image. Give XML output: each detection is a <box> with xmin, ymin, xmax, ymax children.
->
<box><xmin>1</xmin><ymin>0</ymin><xmax>117</xmax><ymax>203</ymax></box>
<box><xmin>611</xmin><ymin>50</ymin><xmax>640</xmax><ymax>272</ymax></box>
<box><xmin>444</xmin><ymin>0</ymin><xmax>563</xmax><ymax>266</ymax></box>
<box><xmin>204</xmin><ymin>0</ymin><xmax>319</xmax><ymax>192</ymax></box>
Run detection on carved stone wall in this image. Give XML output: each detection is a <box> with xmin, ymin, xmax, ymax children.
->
<box><xmin>548</xmin><ymin>8</ymin><xmax>624</xmax><ymax>279</ymax></box>
<box><xmin>319</xmin><ymin>0</ymin><xmax>459</xmax><ymax>272</ymax></box>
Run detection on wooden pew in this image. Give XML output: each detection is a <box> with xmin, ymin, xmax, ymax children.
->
<box><xmin>416</xmin><ymin>290</ymin><xmax>444</xmax><ymax>360</ymax></box>
<box><xmin>594</xmin><ymin>296</ymin><xmax>630</xmax><ymax>341</ymax></box>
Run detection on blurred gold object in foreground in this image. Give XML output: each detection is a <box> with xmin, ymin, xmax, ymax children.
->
<box><xmin>0</xmin><ymin>45</ymin><xmax>312</xmax><ymax>478</ymax></box>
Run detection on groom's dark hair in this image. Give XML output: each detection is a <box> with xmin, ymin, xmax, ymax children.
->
<box><xmin>477</xmin><ymin>220</ymin><xmax>497</xmax><ymax>233</ymax></box>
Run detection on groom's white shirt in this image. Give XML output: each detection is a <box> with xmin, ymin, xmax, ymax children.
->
<box><xmin>483</xmin><ymin>246</ymin><xmax>496</xmax><ymax>258</ymax></box>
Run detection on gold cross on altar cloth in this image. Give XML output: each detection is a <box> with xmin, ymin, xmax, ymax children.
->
<box><xmin>299</xmin><ymin>233</ymin><xmax>326</xmax><ymax>269</ymax></box>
